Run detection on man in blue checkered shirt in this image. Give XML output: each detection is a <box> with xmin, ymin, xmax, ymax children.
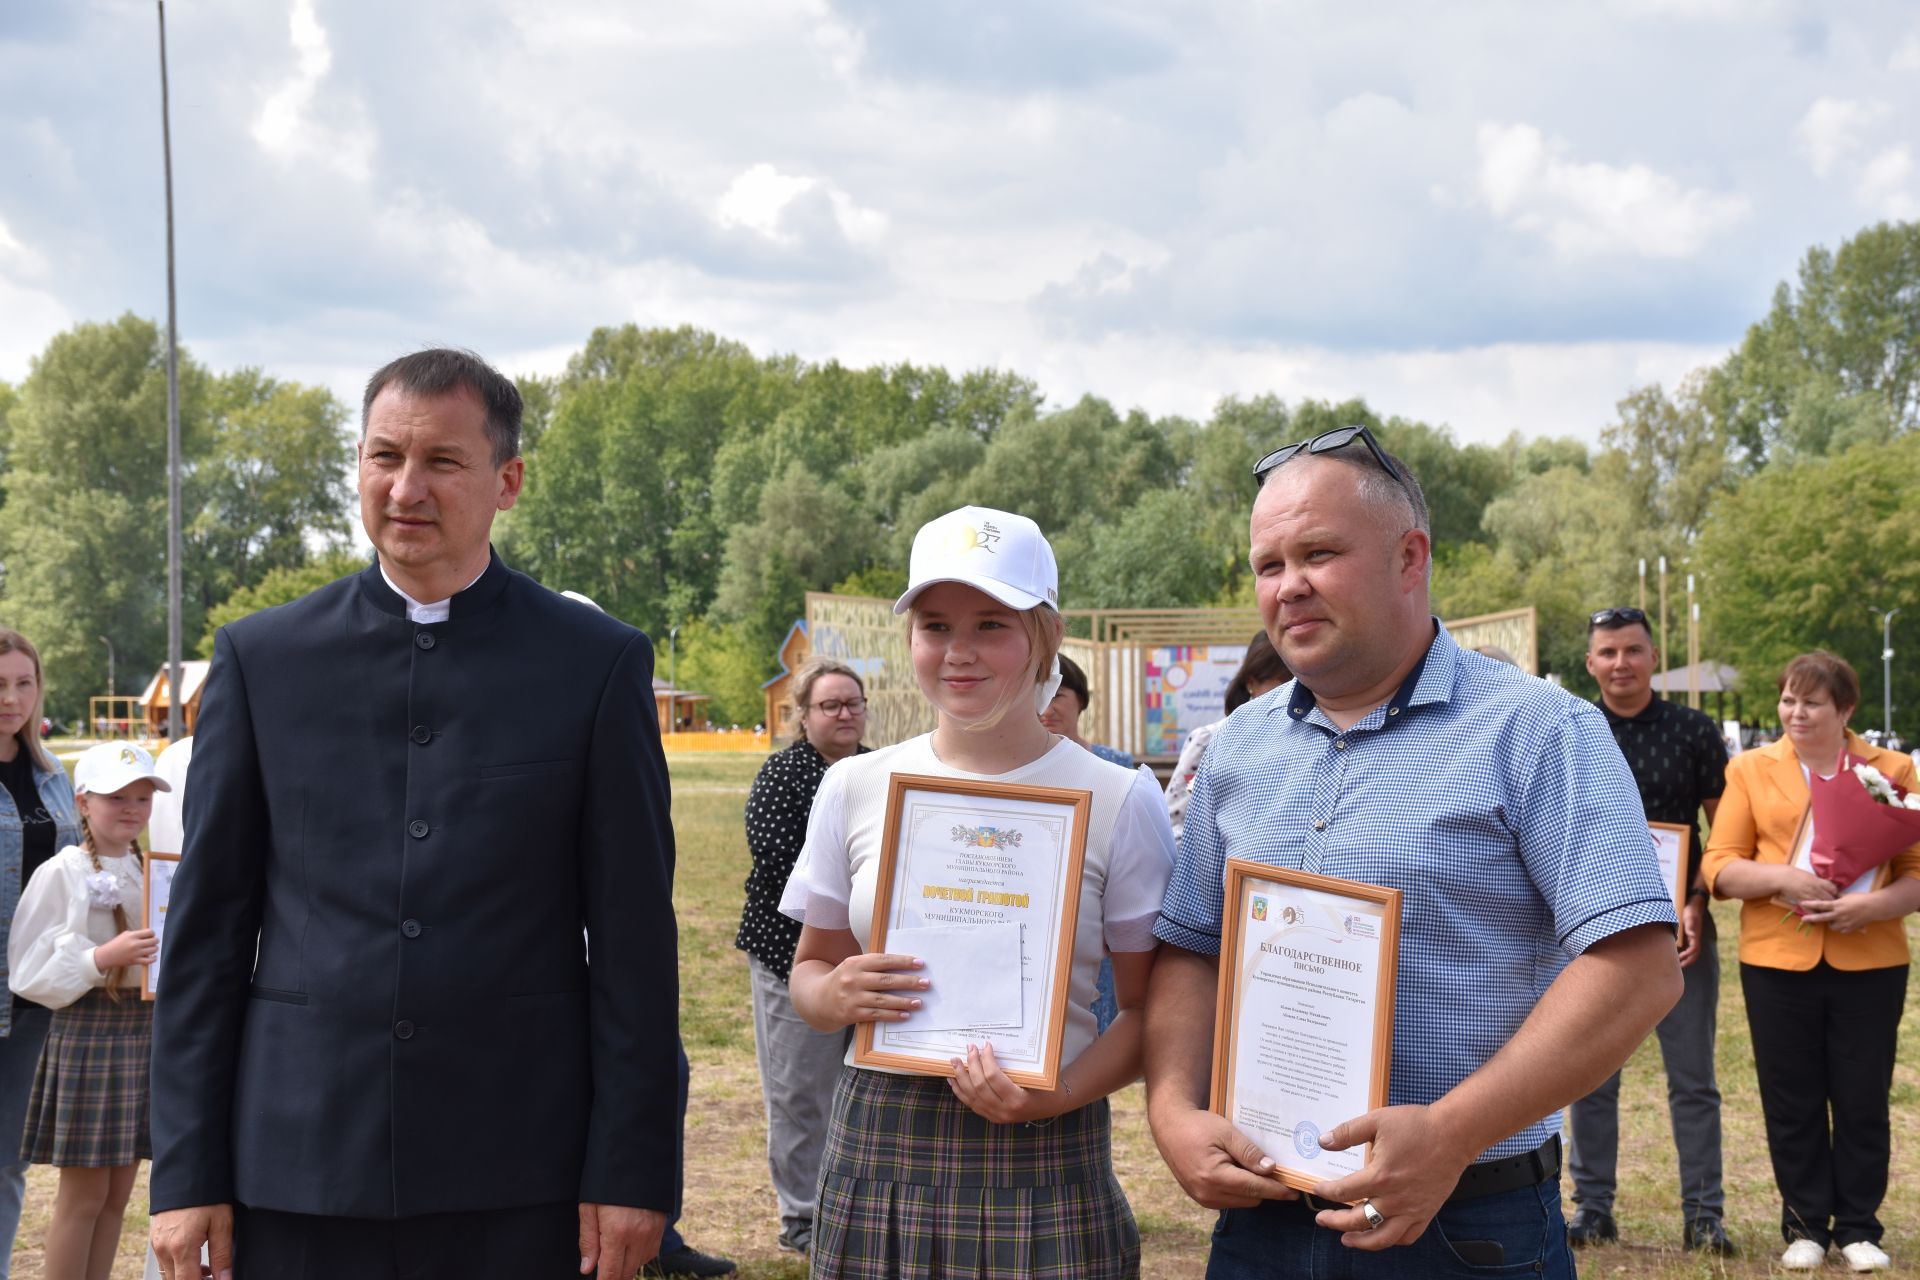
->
<box><xmin>1144</xmin><ymin>427</ymin><xmax>1683</xmax><ymax>1278</ymax></box>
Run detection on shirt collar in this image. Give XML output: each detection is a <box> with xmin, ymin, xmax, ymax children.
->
<box><xmin>373</xmin><ymin>557</ymin><xmax>493</xmax><ymax>624</ymax></box>
<box><xmin>1596</xmin><ymin>692</ymin><xmax>1665</xmax><ymax>725</ymax></box>
<box><xmin>1285</xmin><ymin>618</ymin><xmax>1453</xmax><ymax>733</ymax></box>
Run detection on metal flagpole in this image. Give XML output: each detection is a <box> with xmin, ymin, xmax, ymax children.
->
<box><xmin>157</xmin><ymin>1</ymin><xmax>183</xmax><ymax>741</ymax></box>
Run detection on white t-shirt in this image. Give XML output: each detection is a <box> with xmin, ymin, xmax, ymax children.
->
<box><xmin>779</xmin><ymin>733</ymin><xmax>1175</xmax><ymax>1070</ymax></box>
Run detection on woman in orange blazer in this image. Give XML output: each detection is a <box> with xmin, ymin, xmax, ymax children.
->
<box><xmin>1702</xmin><ymin>652</ymin><xmax>1920</xmax><ymax>1274</ymax></box>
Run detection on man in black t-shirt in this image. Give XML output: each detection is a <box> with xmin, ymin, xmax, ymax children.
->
<box><xmin>1567</xmin><ymin>606</ymin><xmax>1733</xmax><ymax>1254</ymax></box>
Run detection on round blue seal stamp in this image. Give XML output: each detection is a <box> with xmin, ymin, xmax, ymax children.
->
<box><xmin>1293</xmin><ymin>1120</ymin><xmax>1321</xmax><ymax>1159</ymax></box>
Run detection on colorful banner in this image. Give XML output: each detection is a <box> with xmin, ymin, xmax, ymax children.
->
<box><xmin>1144</xmin><ymin>644</ymin><xmax>1249</xmax><ymax>756</ymax></box>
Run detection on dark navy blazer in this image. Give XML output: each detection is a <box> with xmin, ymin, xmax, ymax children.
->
<box><xmin>150</xmin><ymin>552</ymin><xmax>679</xmax><ymax>1218</ymax></box>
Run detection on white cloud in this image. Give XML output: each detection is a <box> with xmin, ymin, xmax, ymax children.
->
<box><xmin>1794</xmin><ymin>100</ymin><xmax>1918</xmax><ymax>217</ymax></box>
<box><xmin>0</xmin><ymin>220</ymin><xmax>71</xmax><ymax>379</ymax></box>
<box><xmin>1797</xmin><ymin>98</ymin><xmax>1884</xmax><ymax>178</ymax></box>
<box><xmin>1857</xmin><ymin>146</ymin><xmax>1919</xmax><ymax>219</ymax></box>
<box><xmin>715</xmin><ymin>163</ymin><xmax>888</xmax><ymax>246</ymax></box>
<box><xmin>1891</xmin><ymin>33</ymin><xmax>1920</xmax><ymax>72</ymax></box>
<box><xmin>1475</xmin><ymin>122</ymin><xmax>1749</xmax><ymax>259</ymax></box>
<box><xmin>250</xmin><ymin>0</ymin><xmax>374</xmax><ymax>180</ymax></box>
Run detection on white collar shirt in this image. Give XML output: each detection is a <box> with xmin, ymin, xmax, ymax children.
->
<box><xmin>378</xmin><ymin>561</ymin><xmax>486</xmax><ymax>624</ymax></box>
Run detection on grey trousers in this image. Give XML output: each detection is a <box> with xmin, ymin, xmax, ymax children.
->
<box><xmin>1567</xmin><ymin>933</ymin><xmax>1724</xmax><ymax>1220</ymax></box>
<box><xmin>749</xmin><ymin>956</ymin><xmax>851</xmax><ymax>1245</ymax></box>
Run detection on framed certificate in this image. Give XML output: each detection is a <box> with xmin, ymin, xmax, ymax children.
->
<box><xmin>1211</xmin><ymin>859</ymin><xmax>1401</xmax><ymax>1194</ymax></box>
<box><xmin>141</xmin><ymin>852</ymin><xmax>180</xmax><ymax>1002</ymax></box>
<box><xmin>854</xmin><ymin>773</ymin><xmax>1091</xmax><ymax>1090</ymax></box>
<box><xmin>1648</xmin><ymin>822</ymin><xmax>1690</xmax><ymax>918</ymax></box>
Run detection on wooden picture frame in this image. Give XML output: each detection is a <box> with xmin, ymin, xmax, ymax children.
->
<box><xmin>854</xmin><ymin>773</ymin><xmax>1091</xmax><ymax>1091</ymax></box>
<box><xmin>1648</xmin><ymin>821</ymin><xmax>1691</xmax><ymax>919</ymax></box>
<box><xmin>141</xmin><ymin>851</ymin><xmax>181</xmax><ymax>1002</ymax></box>
<box><xmin>1211</xmin><ymin>859</ymin><xmax>1401</xmax><ymax>1194</ymax></box>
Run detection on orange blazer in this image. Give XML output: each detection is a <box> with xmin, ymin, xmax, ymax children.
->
<box><xmin>1701</xmin><ymin>732</ymin><xmax>1920</xmax><ymax>971</ymax></box>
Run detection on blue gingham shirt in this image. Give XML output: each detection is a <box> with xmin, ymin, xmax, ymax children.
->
<box><xmin>1155</xmin><ymin>623</ymin><xmax>1676</xmax><ymax>1160</ymax></box>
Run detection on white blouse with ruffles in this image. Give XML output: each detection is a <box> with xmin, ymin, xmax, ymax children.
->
<box><xmin>8</xmin><ymin>843</ymin><xmax>146</xmax><ymax>1006</ymax></box>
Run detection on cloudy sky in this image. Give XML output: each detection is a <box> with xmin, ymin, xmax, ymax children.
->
<box><xmin>3</xmin><ymin>0</ymin><xmax>1918</xmax><ymax>443</ymax></box>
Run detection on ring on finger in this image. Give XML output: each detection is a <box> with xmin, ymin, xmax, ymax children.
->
<box><xmin>1360</xmin><ymin>1198</ymin><xmax>1385</xmax><ymax>1230</ymax></box>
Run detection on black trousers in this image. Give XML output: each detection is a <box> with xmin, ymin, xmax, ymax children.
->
<box><xmin>233</xmin><ymin>1201</ymin><xmax>579</xmax><ymax>1279</ymax></box>
<box><xmin>1740</xmin><ymin>961</ymin><xmax>1907</xmax><ymax>1248</ymax></box>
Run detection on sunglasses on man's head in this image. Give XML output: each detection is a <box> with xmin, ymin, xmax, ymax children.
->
<box><xmin>1589</xmin><ymin>607</ymin><xmax>1649</xmax><ymax>630</ymax></box>
<box><xmin>1252</xmin><ymin>424</ymin><xmax>1410</xmax><ymax>502</ymax></box>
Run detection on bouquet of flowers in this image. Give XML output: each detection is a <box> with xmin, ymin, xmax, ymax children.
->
<box><xmin>1803</xmin><ymin>759</ymin><xmax>1920</xmax><ymax>891</ymax></box>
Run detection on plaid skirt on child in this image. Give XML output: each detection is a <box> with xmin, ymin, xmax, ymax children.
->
<box><xmin>21</xmin><ymin>988</ymin><xmax>153</xmax><ymax>1167</ymax></box>
<box><xmin>810</xmin><ymin>1066</ymin><xmax>1140</xmax><ymax>1280</ymax></box>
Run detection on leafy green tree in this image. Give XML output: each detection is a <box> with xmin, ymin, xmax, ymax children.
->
<box><xmin>1059</xmin><ymin>489</ymin><xmax>1235</xmax><ymax>610</ymax></box>
<box><xmin>711</xmin><ymin>462</ymin><xmax>878</xmax><ymax>654</ymax></box>
<box><xmin>1694</xmin><ymin>434</ymin><xmax>1920</xmax><ymax>735</ymax></box>
<box><xmin>1601</xmin><ymin>377</ymin><xmax>1735</xmax><ymax>544</ymax></box>
<box><xmin>674</xmin><ymin>616</ymin><xmax>776</xmax><ymax>727</ymax></box>
<box><xmin>503</xmin><ymin>325</ymin><xmax>790</xmax><ymax>632</ymax></box>
<box><xmin>199</xmin><ymin>550</ymin><xmax>370</xmax><ymax>655</ymax></box>
<box><xmin>186</xmin><ymin>369</ymin><xmax>354</xmax><ymax>617</ymax></box>
<box><xmin>0</xmin><ymin>380</ymin><xmax>16</xmax><ymax>512</ymax></box>
<box><xmin>1706</xmin><ymin>220</ymin><xmax>1920</xmax><ymax>467</ymax></box>
<box><xmin>0</xmin><ymin>317</ymin><xmax>356</xmax><ymax>717</ymax></box>
<box><xmin>0</xmin><ymin>316</ymin><xmax>205</xmax><ymax>716</ymax></box>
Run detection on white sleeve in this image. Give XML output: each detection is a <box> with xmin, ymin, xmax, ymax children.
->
<box><xmin>6</xmin><ymin>857</ymin><xmax>105</xmax><ymax>1009</ymax></box>
<box><xmin>777</xmin><ymin>759</ymin><xmax>855</xmax><ymax>931</ymax></box>
<box><xmin>1104</xmin><ymin>766</ymin><xmax>1178</xmax><ymax>952</ymax></box>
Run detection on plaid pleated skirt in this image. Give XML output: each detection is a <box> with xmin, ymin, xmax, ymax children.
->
<box><xmin>810</xmin><ymin>1066</ymin><xmax>1140</xmax><ymax>1280</ymax></box>
<box><xmin>21</xmin><ymin>988</ymin><xmax>152</xmax><ymax>1167</ymax></box>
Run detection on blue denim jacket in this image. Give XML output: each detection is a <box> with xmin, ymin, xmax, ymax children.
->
<box><xmin>0</xmin><ymin>754</ymin><xmax>81</xmax><ymax>1037</ymax></box>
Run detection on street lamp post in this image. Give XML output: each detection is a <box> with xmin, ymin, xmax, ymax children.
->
<box><xmin>156</xmin><ymin>1</ymin><xmax>183</xmax><ymax>742</ymax></box>
<box><xmin>669</xmin><ymin>625</ymin><xmax>679</xmax><ymax>732</ymax></box>
<box><xmin>1876</xmin><ymin>607</ymin><xmax>1900</xmax><ymax>741</ymax></box>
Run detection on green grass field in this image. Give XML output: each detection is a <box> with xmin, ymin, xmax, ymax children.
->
<box><xmin>14</xmin><ymin>749</ymin><xmax>1917</xmax><ymax>1277</ymax></box>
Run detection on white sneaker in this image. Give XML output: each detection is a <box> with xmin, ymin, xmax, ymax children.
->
<box><xmin>1782</xmin><ymin>1238</ymin><xmax>1828</xmax><ymax>1270</ymax></box>
<box><xmin>1842</xmin><ymin>1241</ymin><xmax>1891</xmax><ymax>1272</ymax></box>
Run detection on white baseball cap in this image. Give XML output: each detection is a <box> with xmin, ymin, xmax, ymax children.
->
<box><xmin>73</xmin><ymin>741</ymin><xmax>173</xmax><ymax>796</ymax></box>
<box><xmin>893</xmin><ymin>506</ymin><xmax>1060</xmax><ymax>615</ymax></box>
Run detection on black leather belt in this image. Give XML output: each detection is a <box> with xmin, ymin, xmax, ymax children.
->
<box><xmin>1294</xmin><ymin>1134</ymin><xmax>1561</xmax><ymax>1214</ymax></box>
<box><xmin>1447</xmin><ymin>1134</ymin><xmax>1560</xmax><ymax>1202</ymax></box>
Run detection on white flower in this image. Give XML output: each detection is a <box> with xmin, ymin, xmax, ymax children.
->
<box><xmin>1904</xmin><ymin>791</ymin><xmax>1920</xmax><ymax>811</ymax></box>
<box><xmin>1853</xmin><ymin>763</ymin><xmax>1897</xmax><ymax>805</ymax></box>
<box><xmin>85</xmin><ymin>870</ymin><xmax>122</xmax><ymax>910</ymax></box>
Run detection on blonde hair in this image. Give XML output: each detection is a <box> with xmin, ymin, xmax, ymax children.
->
<box><xmin>790</xmin><ymin>658</ymin><xmax>864</xmax><ymax>721</ymax></box>
<box><xmin>908</xmin><ymin>602</ymin><xmax>1064</xmax><ymax>734</ymax></box>
<box><xmin>0</xmin><ymin>628</ymin><xmax>55</xmax><ymax>775</ymax></box>
<box><xmin>76</xmin><ymin>804</ymin><xmax>144</xmax><ymax>1001</ymax></box>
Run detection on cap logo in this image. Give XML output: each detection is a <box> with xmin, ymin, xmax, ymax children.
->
<box><xmin>119</xmin><ymin>747</ymin><xmax>138</xmax><ymax>765</ymax></box>
<box><xmin>944</xmin><ymin>520</ymin><xmax>1002</xmax><ymax>556</ymax></box>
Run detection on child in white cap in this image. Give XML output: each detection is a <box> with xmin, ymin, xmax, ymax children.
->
<box><xmin>778</xmin><ymin>506</ymin><xmax>1176</xmax><ymax>1280</ymax></box>
<box><xmin>9</xmin><ymin>742</ymin><xmax>167</xmax><ymax>1279</ymax></box>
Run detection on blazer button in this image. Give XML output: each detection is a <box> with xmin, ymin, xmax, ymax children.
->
<box><xmin>408</xmin><ymin>819</ymin><xmax>430</xmax><ymax>839</ymax></box>
<box><xmin>401</xmin><ymin>918</ymin><xmax>423</xmax><ymax>938</ymax></box>
<box><xmin>394</xmin><ymin>1019</ymin><xmax>415</xmax><ymax>1040</ymax></box>
<box><xmin>410</xmin><ymin>725</ymin><xmax>432</xmax><ymax>745</ymax></box>
<box><xmin>415</xmin><ymin>632</ymin><xmax>436</xmax><ymax>650</ymax></box>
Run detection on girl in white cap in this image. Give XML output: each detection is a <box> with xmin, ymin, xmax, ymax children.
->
<box><xmin>9</xmin><ymin>741</ymin><xmax>166</xmax><ymax>1280</ymax></box>
<box><xmin>780</xmin><ymin>506</ymin><xmax>1175</xmax><ymax>1280</ymax></box>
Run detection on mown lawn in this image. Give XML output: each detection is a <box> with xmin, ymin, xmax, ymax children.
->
<box><xmin>14</xmin><ymin>749</ymin><xmax>1918</xmax><ymax>1277</ymax></box>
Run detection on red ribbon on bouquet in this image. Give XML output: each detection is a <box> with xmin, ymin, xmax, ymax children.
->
<box><xmin>1805</xmin><ymin>755</ymin><xmax>1920</xmax><ymax>890</ymax></box>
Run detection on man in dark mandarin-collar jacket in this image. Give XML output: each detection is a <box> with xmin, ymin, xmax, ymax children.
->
<box><xmin>150</xmin><ymin>349</ymin><xmax>679</xmax><ymax>1280</ymax></box>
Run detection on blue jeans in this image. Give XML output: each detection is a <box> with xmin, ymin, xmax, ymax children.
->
<box><xmin>1090</xmin><ymin>956</ymin><xmax>1118</xmax><ymax>1033</ymax></box>
<box><xmin>0</xmin><ymin>1002</ymin><xmax>52</xmax><ymax>1280</ymax></box>
<box><xmin>1205</xmin><ymin>1181</ymin><xmax>1573</xmax><ymax>1279</ymax></box>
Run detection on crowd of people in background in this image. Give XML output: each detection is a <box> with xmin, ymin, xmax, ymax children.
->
<box><xmin>0</xmin><ymin>348</ymin><xmax>1912</xmax><ymax>1279</ymax></box>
